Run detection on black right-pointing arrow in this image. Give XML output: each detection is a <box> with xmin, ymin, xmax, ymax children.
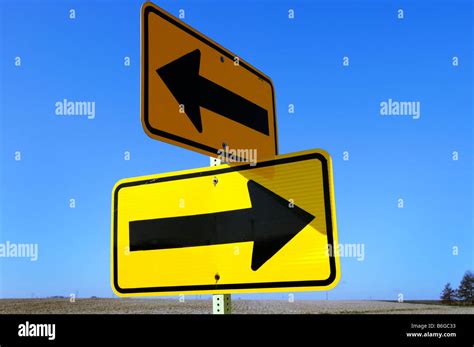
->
<box><xmin>129</xmin><ymin>180</ymin><xmax>314</xmax><ymax>271</ymax></box>
<box><xmin>157</xmin><ymin>49</ymin><xmax>270</xmax><ymax>135</ymax></box>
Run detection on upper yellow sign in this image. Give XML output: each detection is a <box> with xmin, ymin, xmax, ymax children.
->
<box><xmin>141</xmin><ymin>2</ymin><xmax>278</xmax><ymax>161</ymax></box>
<box><xmin>111</xmin><ymin>149</ymin><xmax>340</xmax><ymax>296</ymax></box>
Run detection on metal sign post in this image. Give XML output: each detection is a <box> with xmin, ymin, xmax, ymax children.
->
<box><xmin>213</xmin><ymin>294</ymin><xmax>231</xmax><ymax>314</ymax></box>
<box><xmin>210</xmin><ymin>157</ymin><xmax>232</xmax><ymax>314</ymax></box>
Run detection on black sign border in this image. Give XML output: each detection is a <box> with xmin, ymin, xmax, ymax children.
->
<box><xmin>113</xmin><ymin>152</ymin><xmax>337</xmax><ymax>294</ymax></box>
<box><xmin>142</xmin><ymin>4</ymin><xmax>279</xmax><ymax>157</ymax></box>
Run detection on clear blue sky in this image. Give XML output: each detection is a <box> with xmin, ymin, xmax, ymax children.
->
<box><xmin>0</xmin><ymin>0</ymin><xmax>472</xmax><ymax>300</ymax></box>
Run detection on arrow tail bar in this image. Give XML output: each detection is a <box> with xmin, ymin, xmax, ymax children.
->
<box><xmin>129</xmin><ymin>208</ymin><xmax>253</xmax><ymax>252</ymax></box>
<box><xmin>198</xmin><ymin>76</ymin><xmax>270</xmax><ymax>135</ymax></box>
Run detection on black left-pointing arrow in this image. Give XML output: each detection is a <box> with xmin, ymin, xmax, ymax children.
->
<box><xmin>157</xmin><ymin>49</ymin><xmax>270</xmax><ymax>135</ymax></box>
<box><xmin>129</xmin><ymin>180</ymin><xmax>314</xmax><ymax>271</ymax></box>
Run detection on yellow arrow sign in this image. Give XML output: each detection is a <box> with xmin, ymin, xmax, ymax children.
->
<box><xmin>111</xmin><ymin>149</ymin><xmax>340</xmax><ymax>296</ymax></box>
<box><xmin>141</xmin><ymin>2</ymin><xmax>278</xmax><ymax>161</ymax></box>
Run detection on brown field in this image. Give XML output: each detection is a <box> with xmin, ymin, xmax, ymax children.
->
<box><xmin>0</xmin><ymin>298</ymin><xmax>473</xmax><ymax>314</ymax></box>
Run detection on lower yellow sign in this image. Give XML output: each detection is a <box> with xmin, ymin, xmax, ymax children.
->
<box><xmin>111</xmin><ymin>149</ymin><xmax>340</xmax><ymax>296</ymax></box>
